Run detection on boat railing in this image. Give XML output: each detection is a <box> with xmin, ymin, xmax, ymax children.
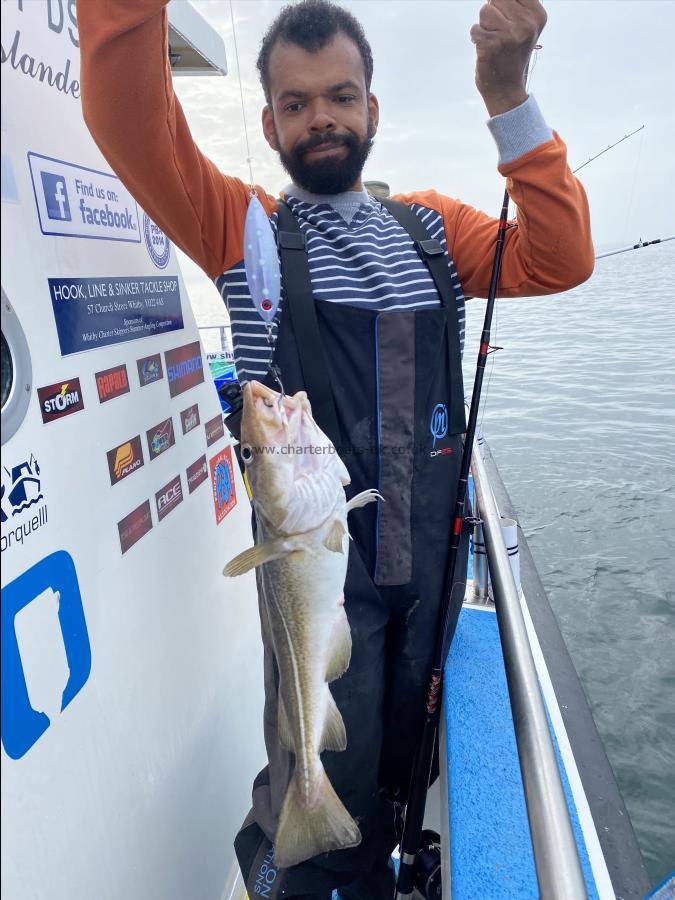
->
<box><xmin>197</xmin><ymin>324</ymin><xmax>231</xmax><ymax>354</ymax></box>
<box><xmin>470</xmin><ymin>442</ymin><xmax>588</xmax><ymax>899</ymax></box>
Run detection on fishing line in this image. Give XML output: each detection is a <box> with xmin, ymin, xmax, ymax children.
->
<box><xmin>229</xmin><ymin>0</ymin><xmax>284</xmax><ymax>397</ymax></box>
<box><xmin>622</xmin><ymin>124</ymin><xmax>645</xmax><ymax>245</ymax></box>
<box><xmin>229</xmin><ymin>0</ymin><xmax>256</xmax><ymax>191</ymax></box>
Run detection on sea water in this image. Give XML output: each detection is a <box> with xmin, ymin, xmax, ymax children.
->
<box><xmin>463</xmin><ymin>241</ymin><xmax>675</xmax><ymax>884</ymax></box>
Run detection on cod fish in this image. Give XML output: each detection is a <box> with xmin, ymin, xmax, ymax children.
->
<box><xmin>223</xmin><ymin>381</ymin><xmax>381</xmax><ymax>869</ymax></box>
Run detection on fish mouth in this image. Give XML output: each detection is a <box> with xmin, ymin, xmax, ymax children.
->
<box><xmin>242</xmin><ymin>381</ymin><xmax>312</xmax><ymax>451</ymax></box>
<box><xmin>246</xmin><ymin>380</ymin><xmax>308</xmax><ymax>413</ymax></box>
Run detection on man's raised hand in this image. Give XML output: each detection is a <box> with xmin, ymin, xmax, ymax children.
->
<box><xmin>470</xmin><ymin>0</ymin><xmax>547</xmax><ymax>116</ymax></box>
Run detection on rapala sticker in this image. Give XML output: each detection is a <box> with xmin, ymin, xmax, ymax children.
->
<box><xmin>155</xmin><ymin>475</ymin><xmax>183</xmax><ymax>522</ymax></box>
<box><xmin>1</xmin><ymin>454</ymin><xmax>48</xmax><ymax>555</ymax></box>
<box><xmin>209</xmin><ymin>446</ymin><xmax>236</xmax><ymax>524</ymax></box>
<box><xmin>180</xmin><ymin>404</ymin><xmax>200</xmax><ymax>435</ymax></box>
<box><xmin>186</xmin><ymin>455</ymin><xmax>208</xmax><ymax>494</ymax></box>
<box><xmin>1</xmin><ymin>551</ymin><xmax>91</xmax><ymax>760</ymax></box>
<box><xmin>118</xmin><ymin>500</ymin><xmax>152</xmax><ymax>554</ymax></box>
<box><xmin>164</xmin><ymin>341</ymin><xmax>204</xmax><ymax>398</ymax></box>
<box><xmin>136</xmin><ymin>353</ymin><xmax>163</xmax><ymax>387</ymax></box>
<box><xmin>37</xmin><ymin>378</ymin><xmax>84</xmax><ymax>423</ymax></box>
<box><xmin>143</xmin><ymin>214</ymin><xmax>171</xmax><ymax>269</ymax></box>
<box><xmin>146</xmin><ymin>417</ymin><xmax>175</xmax><ymax>461</ymax></box>
<box><xmin>96</xmin><ymin>364</ymin><xmax>130</xmax><ymax>403</ymax></box>
<box><xmin>205</xmin><ymin>413</ymin><xmax>225</xmax><ymax>447</ymax></box>
<box><xmin>107</xmin><ymin>435</ymin><xmax>144</xmax><ymax>485</ymax></box>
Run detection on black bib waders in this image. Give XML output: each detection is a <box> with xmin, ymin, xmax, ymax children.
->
<box><xmin>234</xmin><ymin>200</ymin><xmax>470</xmax><ymax>900</ymax></box>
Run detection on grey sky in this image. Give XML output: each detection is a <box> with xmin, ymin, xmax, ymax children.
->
<box><xmin>172</xmin><ymin>0</ymin><xmax>675</xmax><ymax>325</ymax></box>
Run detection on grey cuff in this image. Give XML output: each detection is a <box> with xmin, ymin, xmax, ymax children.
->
<box><xmin>487</xmin><ymin>94</ymin><xmax>553</xmax><ymax>165</ymax></box>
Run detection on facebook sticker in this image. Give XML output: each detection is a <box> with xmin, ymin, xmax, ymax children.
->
<box><xmin>28</xmin><ymin>152</ymin><xmax>141</xmax><ymax>244</ymax></box>
<box><xmin>1</xmin><ymin>550</ymin><xmax>91</xmax><ymax>760</ymax></box>
<box><xmin>40</xmin><ymin>171</ymin><xmax>71</xmax><ymax>222</ymax></box>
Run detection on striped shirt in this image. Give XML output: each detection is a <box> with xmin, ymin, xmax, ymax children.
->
<box><xmin>215</xmin><ymin>195</ymin><xmax>466</xmax><ymax>385</ymax></box>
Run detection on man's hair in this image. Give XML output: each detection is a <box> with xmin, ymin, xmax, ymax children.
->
<box><xmin>256</xmin><ymin>0</ymin><xmax>374</xmax><ymax>104</ymax></box>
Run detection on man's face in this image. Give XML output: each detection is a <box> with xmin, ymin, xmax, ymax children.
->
<box><xmin>262</xmin><ymin>33</ymin><xmax>379</xmax><ymax>194</ymax></box>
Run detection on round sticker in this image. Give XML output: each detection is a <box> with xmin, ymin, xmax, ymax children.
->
<box><xmin>143</xmin><ymin>214</ymin><xmax>171</xmax><ymax>269</ymax></box>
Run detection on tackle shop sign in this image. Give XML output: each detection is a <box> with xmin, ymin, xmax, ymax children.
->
<box><xmin>49</xmin><ymin>275</ymin><xmax>184</xmax><ymax>356</ymax></box>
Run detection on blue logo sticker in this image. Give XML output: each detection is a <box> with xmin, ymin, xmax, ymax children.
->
<box><xmin>143</xmin><ymin>213</ymin><xmax>171</xmax><ymax>269</ymax></box>
<box><xmin>40</xmin><ymin>171</ymin><xmax>71</xmax><ymax>221</ymax></box>
<box><xmin>1</xmin><ymin>551</ymin><xmax>91</xmax><ymax>760</ymax></box>
<box><xmin>215</xmin><ymin>459</ymin><xmax>233</xmax><ymax>508</ymax></box>
<box><xmin>430</xmin><ymin>403</ymin><xmax>449</xmax><ymax>448</ymax></box>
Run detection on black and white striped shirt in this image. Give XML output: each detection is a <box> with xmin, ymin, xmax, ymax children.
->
<box><xmin>215</xmin><ymin>193</ymin><xmax>466</xmax><ymax>385</ymax></box>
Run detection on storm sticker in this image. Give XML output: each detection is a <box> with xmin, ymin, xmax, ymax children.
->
<box><xmin>37</xmin><ymin>378</ymin><xmax>84</xmax><ymax>423</ymax></box>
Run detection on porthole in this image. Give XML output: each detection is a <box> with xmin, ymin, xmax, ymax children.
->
<box><xmin>1</xmin><ymin>330</ymin><xmax>11</xmax><ymax>409</ymax></box>
<box><xmin>1</xmin><ymin>288</ymin><xmax>32</xmax><ymax>445</ymax></box>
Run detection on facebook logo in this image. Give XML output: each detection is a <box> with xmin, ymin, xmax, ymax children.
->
<box><xmin>1</xmin><ymin>551</ymin><xmax>91</xmax><ymax>760</ymax></box>
<box><xmin>40</xmin><ymin>171</ymin><xmax>71</xmax><ymax>221</ymax></box>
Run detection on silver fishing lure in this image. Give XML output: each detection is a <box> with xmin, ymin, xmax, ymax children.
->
<box><xmin>244</xmin><ymin>194</ymin><xmax>281</xmax><ymax>325</ymax></box>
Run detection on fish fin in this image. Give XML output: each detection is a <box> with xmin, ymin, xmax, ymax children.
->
<box><xmin>325</xmin><ymin>609</ymin><xmax>352</xmax><ymax>682</ymax></box>
<box><xmin>323</xmin><ymin>519</ymin><xmax>347</xmax><ymax>553</ymax></box>
<box><xmin>277</xmin><ymin>699</ymin><xmax>294</xmax><ymax>752</ymax></box>
<box><xmin>274</xmin><ymin>766</ymin><xmax>361</xmax><ymax>868</ymax></box>
<box><xmin>345</xmin><ymin>489</ymin><xmax>384</xmax><ymax>513</ymax></box>
<box><xmin>319</xmin><ymin>689</ymin><xmax>347</xmax><ymax>752</ymax></box>
<box><xmin>222</xmin><ymin>539</ymin><xmax>293</xmax><ymax>577</ymax></box>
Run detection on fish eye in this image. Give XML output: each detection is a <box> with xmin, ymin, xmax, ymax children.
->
<box><xmin>241</xmin><ymin>444</ymin><xmax>253</xmax><ymax>464</ymax></box>
<box><xmin>263</xmin><ymin>398</ymin><xmax>274</xmax><ymax>408</ymax></box>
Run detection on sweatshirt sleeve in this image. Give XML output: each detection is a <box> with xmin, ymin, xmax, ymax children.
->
<box><xmin>78</xmin><ymin>0</ymin><xmax>277</xmax><ymax>279</ymax></box>
<box><xmin>395</xmin><ymin>132</ymin><xmax>595</xmax><ymax>299</ymax></box>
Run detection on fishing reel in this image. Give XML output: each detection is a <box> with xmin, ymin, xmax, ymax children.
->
<box><xmin>412</xmin><ymin>830</ymin><xmax>442</xmax><ymax>900</ymax></box>
<box><xmin>220</xmin><ymin>381</ymin><xmax>244</xmax><ymax>443</ymax></box>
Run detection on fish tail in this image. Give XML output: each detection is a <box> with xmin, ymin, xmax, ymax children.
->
<box><xmin>273</xmin><ymin>764</ymin><xmax>361</xmax><ymax>868</ymax></box>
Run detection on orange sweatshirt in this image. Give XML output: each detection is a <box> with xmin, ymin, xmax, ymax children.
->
<box><xmin>78</xmin><ymin>0</ymin><xmax>594</xmax><ymax>297</ymax></box>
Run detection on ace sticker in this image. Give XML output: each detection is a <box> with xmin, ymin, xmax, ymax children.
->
<box><xmin>209</xmin><ymin>446</ymin><xmax>236</xmax><ymax>524</ymax></box>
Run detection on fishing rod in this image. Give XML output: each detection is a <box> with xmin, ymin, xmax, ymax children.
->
<box><xmin>394</xmin><ymin>188</ymin><xmax>510</xmax><ymax>899</ymax></box>
<box><xmin>573</xmin><ymin>124</ymin><xmax>644</xmax><ymax>174</ymax></box>
<box><xmin>596</xmin><ymin>234</ymin><xmax>674</xmax><ymax>260</ymax></box>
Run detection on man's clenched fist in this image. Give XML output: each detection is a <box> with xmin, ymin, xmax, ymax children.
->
<box><xmin>470</xmin><ymin>0</ymin><xmax>547</xmax><ymax>116</ymax></box>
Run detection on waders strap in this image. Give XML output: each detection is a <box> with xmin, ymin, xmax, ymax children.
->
<box><xmin>379</xmin><ymin>198</ymin><xmax>466</xmax><ymax>434</ymax></box>
<box><xmin>276</xmin><ymin>201</ymin><xmax>342</xmax><ymax>447</ymax></box>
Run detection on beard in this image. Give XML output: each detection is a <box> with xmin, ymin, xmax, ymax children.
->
<box><xmin>277</xmin><ymin>118</ymin><xmax>375</xmax><ymax>195</ymax></box>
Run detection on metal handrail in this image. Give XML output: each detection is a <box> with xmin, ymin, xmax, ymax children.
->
<box><xmin>470</xmin><ymin>442</ymin><xmax>587</xmax><ymax>899</ymax></box>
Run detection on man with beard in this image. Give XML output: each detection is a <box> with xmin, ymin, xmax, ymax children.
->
<box><xmin>80</xmin><ymin>1</ymin><xmax>593</xmax><ymax>897</ymax></box>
